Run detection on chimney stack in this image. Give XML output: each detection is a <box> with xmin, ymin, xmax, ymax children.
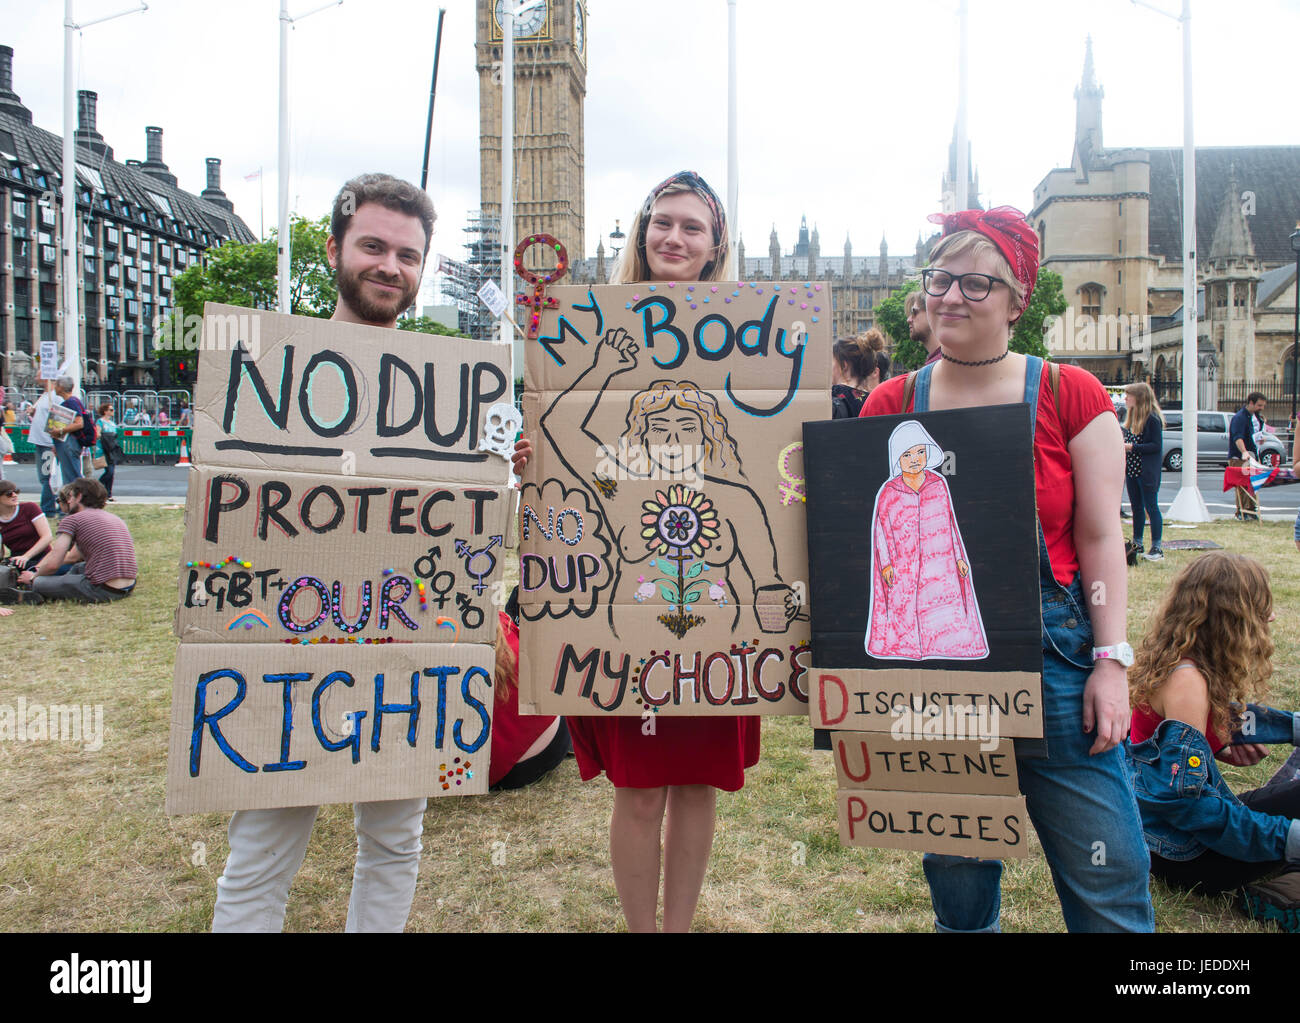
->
<box><xmin>0</xmin><ymin>45</ymin><xmax>33</xmax><ymax>123</ymax></box>
<box><xmin>140</xmin><ymin>125</ymin><xmax>178</xmax><ymax>187</ymax></box>
<box><xmin>74</xmin><ymin>88</ymin><xmax>112</xmax><ymax>160</ymax></box>
<box><xmin>201</xmin><ymin>157</ymin><xmax>233</xmax><ymax>212</ymax></box>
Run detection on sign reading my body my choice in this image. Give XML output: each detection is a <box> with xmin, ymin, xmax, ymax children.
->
<box><xmin>518</xmin><ymin>283</ymin><xmax>831</xmax><ymax>718</ymax></box>
<box><xmin>167</xmin><ymin>305</ymin><xmax>511</xmax><ymax>815</ymax></box>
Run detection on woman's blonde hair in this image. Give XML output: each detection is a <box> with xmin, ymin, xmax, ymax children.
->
<box><xmin>1123</xmin><ymin>381</ymin><xmax>1164</xmax><ymax>434</ymax></box>
<box><xmin>1129</xmin><ymin>552</ymin><xmax>1274</xmax><ymax>740</ymax></box>
<box><xmin>926</xmin><ymin>231</ymin><xmax>1027</xmax><ymax>314</ymax></box>
<box><xmin>610</xmin><ymin>173</ymin><xmax>730</xmax><ymax>285</ymax></box>
<box><xmin>621</xmin><ymin>380</ymin><xmax>744</xmax><ymax>477</ymax></box>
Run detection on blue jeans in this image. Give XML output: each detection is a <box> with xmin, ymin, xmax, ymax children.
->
<box><xmin>54</xmin><ymin>436</ymin><xmax>83</xmax><ymax>484</ymax></box>
<box><xmin>923</xmin><ymin>581</ymin><xmax>1154</xmax><ymax>933</ymax></box>
<box><xmin>32</xmin><ymin>444</ymin><xmax>58</xmax><ymax>516</ymax></box>
<box><xmin>1125</xmin><ymin>476</ymin><xmax>1162</xmax><ymax>549</ymax></box>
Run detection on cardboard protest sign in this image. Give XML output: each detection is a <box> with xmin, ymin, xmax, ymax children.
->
<box><xmin>837</xmin><ymin>789</ymin><xmax>1029</xmax><ymax>859</ymax></box>
<box><xmin>166</xmin><ymin>642</ymin><xmax>493</xmax><ymax>813</ymax></box>
<box><xmin>831</xmin><ymin>732</ymin><xmax>1019</xmax><ymax>795</ymax></box>
<box><xmin>803</xmin><ymin>405</ymin><xmax>1042</xmax><ymax>857</ymax></box>
<box><xmin>169</xmin><ymin>306</ymin><xmax>511</xmax><ymax>814</ymax></box>
<box><xmin>191</xmin><ymin>303</ymin><xmax>512</xmax><ymax>485</ymax></box>
<box><xmin>808</xmin><ymin>666</ymin><xmax>1043</xmax><ymax>737</ymax></box>
<box><xmin>174</xmin><ymin>467</ymin><xmax>509</xmax><ymax>647</ymax></box>
<box><xmin>518</xmin><ymin>283</ymin><xmax>830</xmax><ymax>716</ymax></box>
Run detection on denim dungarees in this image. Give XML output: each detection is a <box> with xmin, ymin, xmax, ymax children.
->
<box><xmin>909</xmin><ymin>356</ymin><xmax>1154</xmax><ymax>932</ymax></box>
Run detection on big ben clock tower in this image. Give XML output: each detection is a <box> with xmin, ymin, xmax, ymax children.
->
<box><xmin>476</xmin><ymin>0</ymin><xmax>588</xmax><ymax>263</ymax></box>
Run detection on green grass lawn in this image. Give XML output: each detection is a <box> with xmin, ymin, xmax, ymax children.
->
<box><xmin>0</xmin><ymin>507</ymin><xmax>1296</xmax><ymax>931</ymax></box>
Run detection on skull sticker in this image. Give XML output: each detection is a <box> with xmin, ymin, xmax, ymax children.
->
<box><xmin>479</xmin><ymin>402</ymin><xmax>522</xmax><ymax>460</ymax></box>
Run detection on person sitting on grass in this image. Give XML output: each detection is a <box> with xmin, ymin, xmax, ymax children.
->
<box><xmin>0</xmin><ymin>480</ymin><xmax>55</xmax><ymax>570</ymax></box>
<box><xmin>1126</xmin><ymin>551</ymin><xmax>1300</xmax><ymax>932</ymax></box>
<box><xmin>11</xmin><ymin>478</ymin><xmax>136</xmax><ymax>603</ymax></box>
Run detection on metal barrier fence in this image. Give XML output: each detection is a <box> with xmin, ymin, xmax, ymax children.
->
<box><xmin>3</xmin><ymin>425</ymin><xmax>192</xmax><ymax>465</ymax></box>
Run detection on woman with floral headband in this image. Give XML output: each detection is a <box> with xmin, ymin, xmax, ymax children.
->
<box><xmin>860</xmin><ymin>206</ymin><xmax>1153</xmax><ymax>932</ymax></box>
<box><xmin>512</xmin><ymin>171</ymin><xmax>798</xmax><ymax>932</ymax></box>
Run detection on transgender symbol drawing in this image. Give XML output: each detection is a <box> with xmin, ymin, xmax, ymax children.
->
<box><xmin>865</xmin><ymin>420</ymin><xmax>988</xmax><ymax>661</ymax></box>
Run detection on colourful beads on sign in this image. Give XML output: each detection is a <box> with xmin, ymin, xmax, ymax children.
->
<box><xmin>187</xmin><ymin>556</ymin><xmax>252</xmax><ymax>570</ymax></box>
<box><xmin>514</xmin><ymin>233</ymin><xmax>569</xmax><ymax>340</ymax></box>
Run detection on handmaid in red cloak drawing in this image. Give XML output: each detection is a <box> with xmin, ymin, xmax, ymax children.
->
<box><xmin>866</xmin><ymin>420</ymin><xmax>988</xmax><ymax>660</ymax></box>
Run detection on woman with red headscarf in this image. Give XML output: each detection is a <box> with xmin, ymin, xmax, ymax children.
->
<box><xmin>860</xmin><ymin>207</ymin><xmax>1153</xmax><ymax>932</ymax></box>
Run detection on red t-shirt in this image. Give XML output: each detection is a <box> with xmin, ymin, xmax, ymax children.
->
<box><xmin>1130</xmin><ymin>704</ymin><xmax>1226</xmax><ymax>754</ymax></box>
<box><xmin>862</xmin><ymin>363</ymin><xmax>1114</xmax><ymax>586</ymax></box>
<box><xmin>0</xmin><ymin>501</ymin><xmax>45</xmax><ymax>556</ymax></box>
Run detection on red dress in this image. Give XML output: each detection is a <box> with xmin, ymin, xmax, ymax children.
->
<box><xmin>569</xmin><ymin>715</ymin><xmax>760</xmax><ymax>792</ymax></box>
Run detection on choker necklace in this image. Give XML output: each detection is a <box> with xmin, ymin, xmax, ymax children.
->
<box><xmin>940</xmin><ymin>347</ymin><xmax>1009</xmax><ymax>367</ymax></box>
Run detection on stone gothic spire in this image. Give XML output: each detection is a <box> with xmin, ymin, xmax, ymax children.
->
<box><xmin>769</xmin><ymin>224</ymin><xmax>781</xmax><ymax>277</ymax></box>
<box><xmin>1074</xmin><ymin>35</ymin><xmax>1105</xmax><ymax>172</ymax></box>
<box><xmin>1209</xmin><ymin>166</ymin><xmax>1256</xmax><ymax>263</ymax></box>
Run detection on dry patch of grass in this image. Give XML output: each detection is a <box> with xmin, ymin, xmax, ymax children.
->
<box><xmin>0</xmin><ymin>511</ymin><xmax>1295</xmax><ymax>931</ymax></box>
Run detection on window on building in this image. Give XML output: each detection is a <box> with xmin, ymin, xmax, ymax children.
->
<box><xmin>39</xmin><ymin>204</ymin><xmax>55</xmax><ymax>227</ymax></box>
<box><xmin>1117</xmin><ymin>270</ymin><xmax>1122</xmax><ymax>285</ymax></box>
<box><xmin>39</xmin><ymin>282</ymin><xmax>57</xmax><ymax>306</ymax></box>
<box><xmin>125</xmin><ymin>232</ymin><xmax>137</xmax><ymax>251</ymax></box>
<box><xmin>142</xmin><ymin>272</ymin><xmax>152</xmax><ymax>288</ymax></box>
<box><xmin>127</xmin><ymin>299</ymin><xmax>139</xmax><ymax>318</ymax></box>
<box><xmin>159</xmin><ymin>275</ymin><xmax>171</xmax><ymax>294</ymax></box>
<box><xmin>84</xmin><ymin>257</ymin><xmax>96</xmax><ymax>276</ymax></box>
<box><xmin>105</xmin><ymin>226</ymin><xmax>119</xmax><ymax>247</ymax></box>
<box><xmin>1081</xmin><ymin>286</ymin><xmax>1102</xmax><ymax>319</ymax></box>
<box><xmin>1118</xmin><ymin>239</ymin><xmax>1123</xmax><ymax>254</ymax></box>
<box><xmin>76</xmin><ymin>163</ymin><xmax>105</xmax><ymax>193</ymax></box>
<box><xmin>142</xmin><ymin>238</ymin><xmax>152</xmax><ymax>256</ymax></box>
<box><xmin>1118</xmin><ymin>201</ymin><xmax>1123</xmax><ymax>216</ymax></box>
<box><xmin>40</xmin><ymin>244</ymin><xmax>57</xmax><ymax>265</ymax></box>
<box><xmin>11</xmin><ymin>197</ymin><xmax>26</xmax><ymax>219</ymax></box>
<box><xmin>160</xmin><ymin>244</ymin><xmax>171</xmax><ymax>263</ymax></box>
<box><xmin>126</xmin><ymin>267</ymin><xmax>138</xmax><ymax>285</ymax></box>
<box><xmin>107</xmin><ymin>264</ymin><xmax>120</xmax><ymax>282</ymax></box>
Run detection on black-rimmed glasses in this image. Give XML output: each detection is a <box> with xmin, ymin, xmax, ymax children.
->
<box><xmin>921</xmin><ymin>268</ymin><xmax>1009</xmax><ymax>302</ymax></box>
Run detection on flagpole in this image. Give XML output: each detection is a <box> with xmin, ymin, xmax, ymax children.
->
<box><xmin>726</xmin><ymin>0</ymin><xmax>738</xmax><ymax>278</ymax></box>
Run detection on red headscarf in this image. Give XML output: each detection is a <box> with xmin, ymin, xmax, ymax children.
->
<box><xmin>928</xmin><ymin>206</ymin><xmax>1040</xmax><ymax>312</ymax></box>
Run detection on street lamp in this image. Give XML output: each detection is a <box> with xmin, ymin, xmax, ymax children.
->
<box><xmin>1290</xmin><ymin>220</ymin><xmax>1300</xmax><ymax>423</ymax></box>
<box><xmin>609</xmin><ymin>220</ymin><xmax>625</xmax><ymax>261</ymax></box>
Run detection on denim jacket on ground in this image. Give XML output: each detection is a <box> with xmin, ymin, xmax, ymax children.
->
<box><xmin>1124</xmin><ymin>704</ymin><xmax>1300</xmax><ymax>863</ymax></box>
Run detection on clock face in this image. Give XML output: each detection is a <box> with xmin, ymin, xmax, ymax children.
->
<box><xmin>574</xmin><ymin>1</ymin><xmax>585</xmax><ymax>57</ymax></box>
<box><xmin>495</xmin><ymin>0</ymin><xmax>548</xmax><ymax>38</ymax></box>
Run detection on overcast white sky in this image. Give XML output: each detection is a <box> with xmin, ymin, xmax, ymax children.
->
<box><xmin>8</xmin><ymin>0</ymin><xmax>1300</xmax><ymax>291</ymax></box>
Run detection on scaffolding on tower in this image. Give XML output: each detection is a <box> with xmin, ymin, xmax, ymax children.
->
<box><xmin>438</xmin><ymin>212</ymin><xmax>502</xmax><ymax>341</ymax></box>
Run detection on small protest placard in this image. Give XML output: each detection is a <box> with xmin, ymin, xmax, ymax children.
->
<box><xmin>477</xmin><ymin>280</ymin><xmax>508</xmax><ymax>319</ymax></box>
<box><xmin>39</xmin><ymin>341</ymin><xmax>58</xmax><ymax>379</ymax></box>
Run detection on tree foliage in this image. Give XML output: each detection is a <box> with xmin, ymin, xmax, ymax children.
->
<box><xmin>397</xmin><ymin>316</ymin><xmax>468</xmax><ymax>338</ymax></box>
<box><xmin>1012</xmin><ymin>268</ymin><xmax>1067</xmax><ymax>360</ymax></box>
<box><xmin>876</xmin><ymin>279</ymin><xmax>924</xmax><ymax>371</ymax></box>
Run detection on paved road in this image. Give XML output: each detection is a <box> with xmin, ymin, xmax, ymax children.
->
<box><xmin>1</xmin><ymin>461</ymin><xmax>189</xmax><ymax>503</ymax></box>
<box><xmin>4</xmin><ymin>461</ymin><xmax>1297</xmax><ymax>520</ymax></box>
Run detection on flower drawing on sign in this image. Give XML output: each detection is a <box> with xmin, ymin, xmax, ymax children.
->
<box><xmin>640</xmin><ymin>485</ymin><xmax>719</xmax><ymax>638</ymax></box>
<box><xmin>866</xmin><ymin>420</ymin><xmax>988</xmax><ymax>661</ymax></box>
<box><xmin>641</xmin><ymin>485</ymin><xmax>720</xmax><ymax>557</ymax></box>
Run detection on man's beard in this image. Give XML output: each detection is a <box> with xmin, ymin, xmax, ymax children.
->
<box><xmin>336</xmin><ymin>262</ymin><xmax>419</xmax><ymax>325</ymax></box>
